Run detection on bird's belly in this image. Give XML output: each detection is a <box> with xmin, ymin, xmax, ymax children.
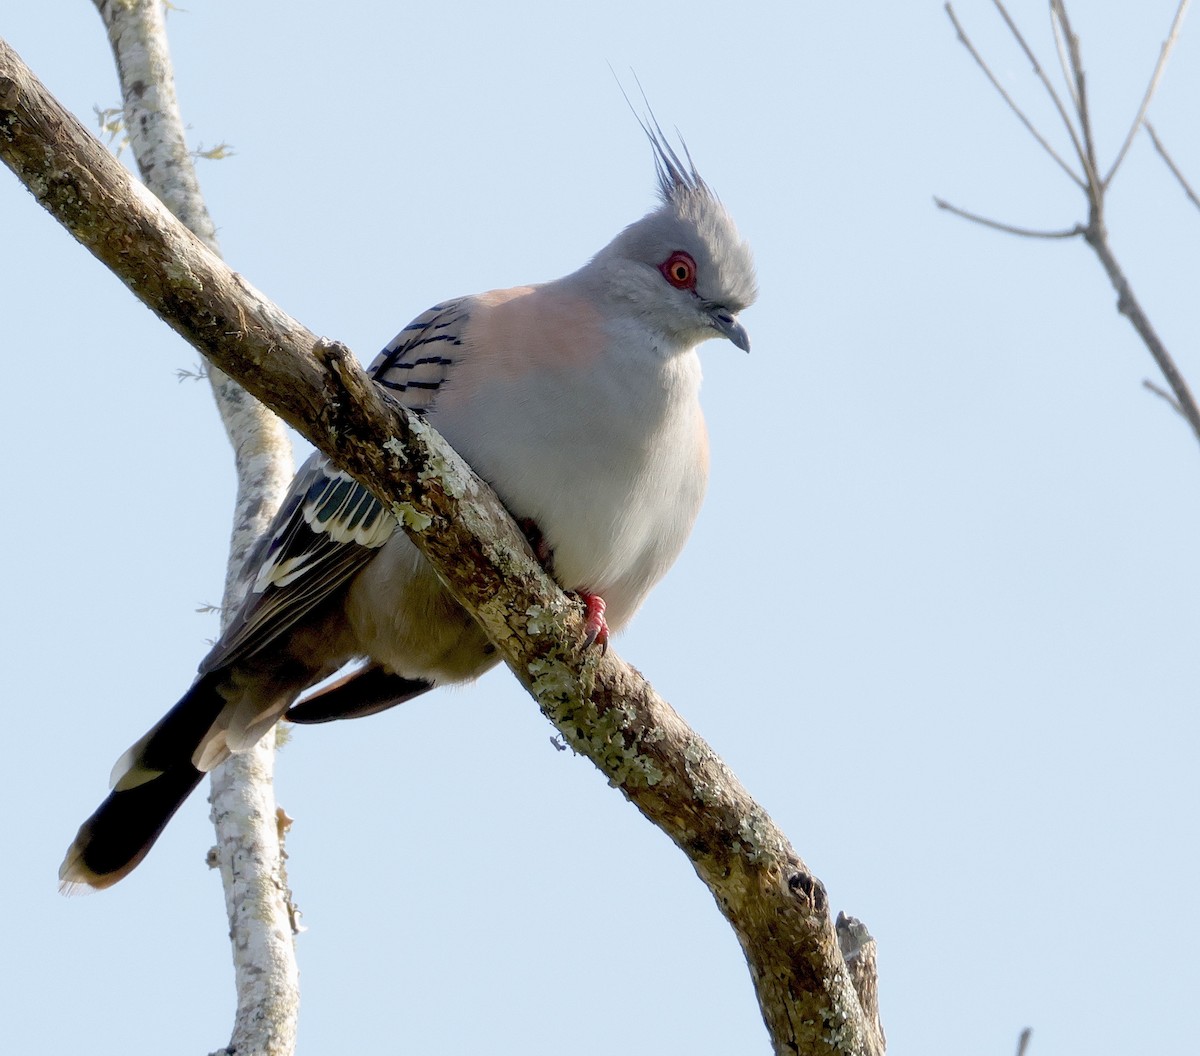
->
<box><xmin>344</xmin><ymin>533</ymin><xmax>497</xmax><ymax>683</ymax></box>
<box><xmin>441</xmin><ymin>381</ymin><xmax>707</xmax><ymax>631</ymax></box>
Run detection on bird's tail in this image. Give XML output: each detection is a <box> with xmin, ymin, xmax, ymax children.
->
<box><xmin>59</xmin><ymin>672</ymin><xmax>229</xmax><ymax>893</ymax></box>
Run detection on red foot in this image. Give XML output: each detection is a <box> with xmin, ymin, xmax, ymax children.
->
<box><xmin>579</xmin><ymin>591</ymin><xmax>609</xmax><ymax>654</ymax></box>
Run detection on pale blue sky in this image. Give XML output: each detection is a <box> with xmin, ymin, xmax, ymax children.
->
<box><xmin>4</xmin><ymin>3</ymin><xmax>1199</xmax><ymax>1053</ymax></box>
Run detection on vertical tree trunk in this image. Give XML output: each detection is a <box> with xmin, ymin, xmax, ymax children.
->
<box><xmin>91</xmin><ymin>3</ymin><xmax>300</xmax><ymax>1052</ymax></box>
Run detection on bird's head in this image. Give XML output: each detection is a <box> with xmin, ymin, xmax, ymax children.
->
<box><xmin>595</xmin><ymin>117</ymin><xmax>757</xmax><ymax>353</ymax></box>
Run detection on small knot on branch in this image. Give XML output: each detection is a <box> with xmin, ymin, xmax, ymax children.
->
<box><xmin>312</xmin><ymin>335</ymin><xmax>355</xmax><ymax>380</ymax></box>
<box><xmin>787</xmin><ymin>870</ymin><xmax>827</xmax><ymax>913</ymax></box>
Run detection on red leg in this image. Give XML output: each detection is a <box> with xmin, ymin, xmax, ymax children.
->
<box><xmin>579</xmin><ymin>591</ymin><xmax>609</xmax><ymax>654</ymax></box>
<box><xmin>519</xmin><ymin>518</ymin><xmax>607</xmax><ymax>652</ymax></box>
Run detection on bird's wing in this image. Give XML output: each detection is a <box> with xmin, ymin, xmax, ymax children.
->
<box><xmin>368</xmin><ymin>299</ymin><xmax>468</xmax><ymax>412</ymax></box>
<box><xmin>200</xmin><ymin>300</ymin><xmax>469</xmax><ymax>673</ymax></box>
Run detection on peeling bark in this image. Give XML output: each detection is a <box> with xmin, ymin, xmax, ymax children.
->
<box><xmin>0</xmin><ymin>38</ymin><xmax>883</xmax><ymax>1054</ymax></box>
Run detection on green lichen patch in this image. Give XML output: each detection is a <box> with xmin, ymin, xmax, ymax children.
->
<box><xmin>409</xmin><ymin>418</ymin><xmax>469</xmax><ymax>499</ymax></box>
<box><xmin>381</xmin><ymin>436</ymin><xmax>411</xmax><ymax>465</ymax></box>
<box><xmin>391</xmin><ymin>501</ymin><xmax>432</xmax><ymax>533</ymax></box>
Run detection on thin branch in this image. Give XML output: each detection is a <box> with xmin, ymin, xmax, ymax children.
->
<box><xmin>942</xmin><ymin>3</ymin><xmax>1200</xmax><ymax>450</ymax></box>
<box><xmin>1083</xmin><ymin>225</ymin><xmax>1200</xmax><ymax>445</ymax></box>
<box><xmin>945</xmin><ymin>3</ymin><xmax>1084</xmax><ymax>188</ymax></box>
<box><xmin>1015</xmin><ymin>1027</ymin><xmax>1033</xmax><ymax>1056</ymax></box>
<box><xmin>1050</xmin><ymin>1</ymin><xmax>1101</xmax><ymax>200</ymax></box>
<box><xmin>1143</xmin><ymin>378</ymin><xmax>1188</xmax><ymax>420</ymax></box>
<box><xmin>1144</xmin><ymin>120</ymin><xmax>1200</xmax><ymax>212</ymax></box>
<box><xmin>933</xmin><ymin>196</ymin><xmax>1084</xmax><ymax>238</ymax></box>
<box><xmin>1104</xmin><ymin>0</ymin><xmax>1191</xmax><ymax>188</ymax></box>
<box><xmin>988</xmin><ymin>0</ymin><xmax>1097</xmax><ymax>188</ymax></box>
<box><xmin>1049</xmin><ymin>5</ymin><xmax>1079</xmax><ymax>110</ymax></box>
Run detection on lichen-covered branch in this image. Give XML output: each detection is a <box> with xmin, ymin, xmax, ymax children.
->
<box><xmin>90</xmin><ymin>3</ymin><xmax>300</xmax><ymax>1052</ymax></box>
<box><xmin>0</xmin><ymin>38</ymin><xmax>882</xmax><ymax>1054</ymax></box>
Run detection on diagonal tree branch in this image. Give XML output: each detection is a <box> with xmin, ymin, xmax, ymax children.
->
<box><xmin>0</xmin><ymin>37</ymin><xmax>883</xmax><ymax>1056</ymax></box>
<box><xmin>90</xmin><ymin>3</ymin><xmax>301</xmax><ymax>1053</ymax></box>
<box><xmin>1081</xmin><ymin>220</ymin><xmax>1199</xmax><ymax>440</ymax></box>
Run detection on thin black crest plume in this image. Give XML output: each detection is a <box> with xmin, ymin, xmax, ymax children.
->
<box><xmin>611</xmin><ymin>67</ymin><xmax>710</xmax><ymax>204</ymax></box>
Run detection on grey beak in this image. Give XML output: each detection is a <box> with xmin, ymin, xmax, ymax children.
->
<box><xmin>708</xmin><ymin>307</ymin><xmax>750</xmax><ymax>353</ymax></box>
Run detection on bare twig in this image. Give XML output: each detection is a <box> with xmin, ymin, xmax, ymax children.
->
<box><xmin>1144</xmin><ymin>120</ymin><xmax>1200</xmax><ymax>211</ymax></box>
<box><xmin>941</xmin><ymin>3</ymin><xmax>1200</xmax><ymax>450</ymax></box>
<box><xmin>1049</xmin><ymin>7</ymin><xmax>1079</xmax><ymax>109</ymax></box>
<box><xmin>933</xmin><ymin>197</ymin><xmax>1083</xmax><ymax>238</ymax></box>
<box><xmin>1015</xmin><ymin>1027</ymin><xmax>1033</xmax><ymax>1056</ymax></box>
<box><xmin>945</xmin><ymin>3</ymin><xmax>1084</xmax><ymax>187</ymax></box>
<box><xmin>1143</xmin><ymin>378</ymin><xmax>1187</xmax><ymax>419</ymax></box>
<box><xmin>1050</xmin><ymin>1</ymin><xmax>1101</xmax><ymax>200</ymax></box>
<box><xmin>1104</xmin><ymin>0</ymin><xmax>1191</xmax><ymax>188</ymax></box>
<box><xmin>989</xmin><ymin>0</ymin><xmax>1097</xmax><ymax>188</ymax></box>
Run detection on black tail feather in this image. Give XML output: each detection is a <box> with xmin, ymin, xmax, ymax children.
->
<box><xmin>60</xmin><ymin>673</ymin><xmax>227</xmax><ymax>892</ymax></box>
<box><xmin>135</xmin><ymin>671</ymin><xmax>229</xmax><ymax>777</ymax></box>
<box><xmin>286</xmin><ymin>664</ymin><xmax>433</xmax><ymax>724</ymax></box>
<box><xmin>60</xmin><ymin>763</ymin><xmax>205</xmax><ymax>891</ymax></box>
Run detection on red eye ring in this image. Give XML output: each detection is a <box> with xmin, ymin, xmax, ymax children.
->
<box><xmin>660</xmin><ymin>250</ymin><xmax>697</xmax><ymax>291</ymax></box>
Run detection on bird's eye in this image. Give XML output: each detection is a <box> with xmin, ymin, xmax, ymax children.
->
<box><xmin>660</xmin><ymin>251</ymin><xmax>697</xmax><ymax>291</ymax></box>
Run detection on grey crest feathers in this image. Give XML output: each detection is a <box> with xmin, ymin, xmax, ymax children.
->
<box><xmin>612</xmin><ymin>71</ymin><xmax>708</xmax><ymax>203</ymax></box>
<box><xmin>588</xmin><ymin>100</ymin><xmax>757</xmax><ymax>351</ymax></box>
<box><xmin>622</xmin><ymin>90</ymin><xmax>758</xmax><ymax>318</ymax></box>
<box><xmin>640</xmin><ymin>112</ymin><xmax>709</xmax><ymax>206</ymax></box>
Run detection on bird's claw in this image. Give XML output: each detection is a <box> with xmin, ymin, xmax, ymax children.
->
<box><xmin>579</xmin><ymin>591</ymin><xmax>609</xmax><ymax>655</ymax></box>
